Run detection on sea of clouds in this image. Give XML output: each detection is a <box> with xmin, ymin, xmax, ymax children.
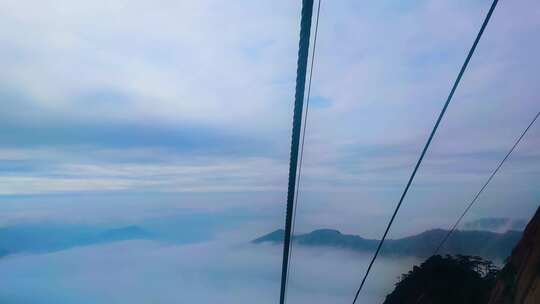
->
<box><xmin>0</xmin><ymin>233</ymin><xmax>419</xmax><ymax>304</ymax></box>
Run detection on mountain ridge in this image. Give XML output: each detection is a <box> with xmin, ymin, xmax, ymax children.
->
<box><xmin>253</xmin><ymin>228</ymin><xmax>522</xmax><ymax>259</ymax></box>
<box><xmin>0</xmin><ymin>224</ymin><xmax>153</xmax><ymax>257</ymax></box>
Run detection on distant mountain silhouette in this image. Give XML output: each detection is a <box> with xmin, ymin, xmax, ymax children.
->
<box><xmin>98</xmin><ymin>226</ymin><xmax>153</xmax><ymax>242</ymax></box>
<box><xmin>0</xmin><ymin>224</ymin><xmax>153</xmax><ymax>257</ymax></box>
<box><xmin>253</xmin><ymin>228</ymin><xmax>521</xmax><ymax>259</ymax></box>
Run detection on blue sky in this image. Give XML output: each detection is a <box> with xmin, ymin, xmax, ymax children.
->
<box><xmin>1</xmin><ymin>0</ymin><xmax>540</xmax><ymax>238</ymax></box>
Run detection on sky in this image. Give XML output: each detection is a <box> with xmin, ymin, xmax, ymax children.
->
<box><xmin>1</xmin><ymin>0</ymin><xmax>540</xmax><ymax>302</ymax></box>
<box><xmin>1</xmin><ymin>0</ymin><xmax>539</xmax><ymax>233</ymax></box>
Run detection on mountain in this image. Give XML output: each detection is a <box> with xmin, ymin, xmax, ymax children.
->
<box><xmin>253</xmin><ymin>228</ymin><xmax>522</xmax><ymax>259</ymax></box>
<box><xmin>381</xmin><ymin>205</ymin><xmax>540</xmax><ymax>303</ymax></box>
<box><xmin>253</xmin><ymin>229</ymin><xmax>285</xmax><ymax>243</ymax></box>
<box><xmin>0</xmin><ymin>224</ymin><xmax>153</xmax><ymax>257</ymax></box>
<box><xmin>98</xmin><ymin>226</ymin><xmax>153</xmax><ymax>242</ymax></box>
<box><xmin>488</xmin><ymin>206</ymin><xmax>540</xmax><ymax>304</ymax></box>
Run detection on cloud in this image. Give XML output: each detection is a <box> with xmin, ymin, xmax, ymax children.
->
<box><xmin>0</xmin><ymin>0</ymin><xmax>301</xmax><ymax>132</ymax></box>
<box><xmin>0</xmin><ymin>237</ymin><xmax>419</xmax><ymax>304</ymax></box>
<box><xmin>0</xmin><ymin>146</ymin><xmax>290</xmax><ymax>194</ymax></box>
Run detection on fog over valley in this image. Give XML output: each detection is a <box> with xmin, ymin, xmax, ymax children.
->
<box><xmin>0</xmin><ymin>222</ymin><xmax>419</xmax><ymax>304</ymax></box>
<box><xmin>0</xmin><ymin>198</ymin><xmax>526</xmax><ymax>303</ymax></box>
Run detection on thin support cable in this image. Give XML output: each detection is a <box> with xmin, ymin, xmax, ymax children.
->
<box><xmin>279</xmin><ymin>1</ymin><xmax>315</xmax><ymax>304</ymax></box>
<box><xmin>434</xmin><ymin>111</ymin><xmax>540</xmax><ymax>255</ymax></box>
<box><xmin>351</xmin><ymin>0</ymin><xmax>499</xmax><ymax>302</ymax></box>
<box><xmin>285</xmin><ymin>1</ymin><xmax>322</xmax><ymax>302</ymax></box>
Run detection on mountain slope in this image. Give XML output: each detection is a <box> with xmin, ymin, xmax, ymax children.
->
<box><xmin>488</xmin><ymin>206</ymin><xmax>540</xmax><ymax>304</ymax></box>
<box><xmin>253</xmin><ymin>228</ymin><xmax>521</xmax><ymax>259</ymax></box>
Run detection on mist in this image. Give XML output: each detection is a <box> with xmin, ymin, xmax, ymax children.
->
<box><xmin>0</xmin><ymin>229</ymin><xmax>418</xmax><ymax>304</ymax></box>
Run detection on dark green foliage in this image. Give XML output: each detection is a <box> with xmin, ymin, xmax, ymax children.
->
<box><xmin>499</xmin><ymin>263</ymin><xmax>517</xmax><ymax>299</ymax></box>
<box><xmin>384</xmin><ymin>255</ymin><xmax>498</xmax><ymax>304</ymax></box>
<box><xmin>499</xmin><ymin>263</ymin><xmax>516</xmax><ymax>284</ymax></box>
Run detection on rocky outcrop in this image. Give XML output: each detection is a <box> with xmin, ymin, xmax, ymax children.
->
<box><xmin>488</xmin><ymin>206</ymin><xmax>540</xmax><ymax>304</ymax></box>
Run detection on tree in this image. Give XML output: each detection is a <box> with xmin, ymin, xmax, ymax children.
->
<box><xmin>384</xmin><ymin>255</ymin><xmax>498</xmax><ymax>304</ymax></box>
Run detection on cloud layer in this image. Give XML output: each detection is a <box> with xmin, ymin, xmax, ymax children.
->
<box><xmin>0</xmin><ymin>237</ymin><xmax>419</xmax><ymax>304</ymax></box>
